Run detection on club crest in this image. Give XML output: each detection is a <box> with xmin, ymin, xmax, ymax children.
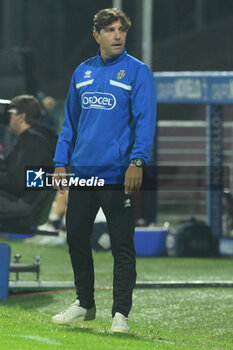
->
<box><xmin>117</xmin><ymin>70</ymin><xmax>126</xmax><ymax>81</ymax></box>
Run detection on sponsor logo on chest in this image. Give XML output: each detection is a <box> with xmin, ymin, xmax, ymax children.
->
<box><xmin>81</xmin><ymin>92</ymin><xmax>116</xmax><ymax>110</ymax></box>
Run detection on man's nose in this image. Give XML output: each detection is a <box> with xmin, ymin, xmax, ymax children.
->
<box><xmin>114</xmin><ymin>30</ymin><xmax>121</xmax><ymax>39</ymax></box>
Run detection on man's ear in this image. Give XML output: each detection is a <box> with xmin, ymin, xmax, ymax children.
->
<box><xmin>19</xmin><ymin>112</ymin><xmax>26</xmax><ymax>123</ymax></box>
<box><xmin>93</xmin><ymin>31</ymin><xmax>100</xmax><ymax>44</ymax></box>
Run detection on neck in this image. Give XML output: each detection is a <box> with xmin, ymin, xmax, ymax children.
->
<box><xmin>99</xmin><ymin>49</ymin><xmax>124</xmax><ymax>64</ymax></box>
<box><xmin>18</xmin><ymin>124</ymin><xmax>31</xmax><ymax>135</ymax></box>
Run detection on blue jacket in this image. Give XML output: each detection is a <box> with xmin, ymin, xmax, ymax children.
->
<box><xmin>54</xmin><ymin>49</ymin><xmax>157</xmax><ymax>184</ymax></box>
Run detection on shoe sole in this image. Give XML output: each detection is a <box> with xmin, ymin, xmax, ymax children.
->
<box><xmin>51</xmin><ymin>314</ymin><xmax>95</xmax><ymax>325</ymax></box>
<box><xmin>109</xmin><ymin>328</ymin><xmax>130</xmax><ymax>334</ymax></box>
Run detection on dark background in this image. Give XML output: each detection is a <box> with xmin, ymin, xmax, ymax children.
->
<box><xmin>0</xmin><ymin>0</ymin><xmax>233</xmax><ymax>99</ymax></box>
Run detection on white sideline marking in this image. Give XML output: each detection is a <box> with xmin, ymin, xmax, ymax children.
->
<box><xmin>9</xmin><ymin>280</ymin><xmax>233</xmax><ymax>289</ymax></box>
<box><xmin>20</xmin><ymin>335</ymin><xmax>63</xmax><ymax>346</ymax></box>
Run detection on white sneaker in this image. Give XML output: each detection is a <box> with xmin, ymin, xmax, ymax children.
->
<box><xmin>110</xmin><ymin>312</ymin><xmax>130</xmax><ymax>333</ymax></box>
<box><xmin>47</xmin><ymin>230</ymin><xmax>67</xmax><ymax>246</ymax></box>
<box><xmin>52</xmin><ymin>300</ymin><xmax>96</xmax><ymax>324</ymax></box>
<box><xmin>24</xmin><ymin>235</ymin><xmax>42</xmax><ymax>244</ymax></box>
<box><xmin>36</xmin><ymin>235</ymin><xmax>58</xmax><ymax>246</ymax></box>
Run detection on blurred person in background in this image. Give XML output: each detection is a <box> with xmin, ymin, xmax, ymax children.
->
<box><xmin>0</xmin><ymin>94</ymin><xmax>57</xmax><ymax>223</ymax></box>
<box><xmin>25</xmin><ymin>190</ymin><xmax>68</xmax><ymax>246</ymax></box>
<box><xmin>37</xmin><ymin>93</ymin><xmax>58</xmax><ymax>132</ymax></box>
<box><xmin>52</xmin><ymin>8</ymin><xmax>156</xmax><ymax>333</ymax></box>
<box><xmin>25</xmin><ymin>189</ymin><xmax>109</xmax><ymax>248</ymax></box>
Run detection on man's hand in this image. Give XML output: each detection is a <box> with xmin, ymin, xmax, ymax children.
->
<box><xmin>124</xmin><ymin>164</ymin><xmax>143</xmax><ymax>195</ymax></box>
<box><xmin>54</xmin><ymin>167</ymin><xmax>66</xmax><ymax>194</ymax></box>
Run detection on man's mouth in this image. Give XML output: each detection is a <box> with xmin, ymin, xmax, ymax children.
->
<box><xmin>112</xmin><ymin>43</ymin><xmax>122</xmax><ymax>48</ymax></box>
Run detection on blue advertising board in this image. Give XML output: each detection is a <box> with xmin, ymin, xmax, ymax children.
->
<box><xmin>154</xmin><ymin>71</ymin><xmax>233</xmax><ymax>104</ymax></box>
<box><xmin>154</xmin><ymin>72</ymin><xmax>233</xmax><ymax>239</ymax></box>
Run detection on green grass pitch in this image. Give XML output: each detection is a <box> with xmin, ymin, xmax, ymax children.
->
<box><xmin>1</xmin><ymin>237</ymin><xmax>233</xmax><ymax>349</ymax></box>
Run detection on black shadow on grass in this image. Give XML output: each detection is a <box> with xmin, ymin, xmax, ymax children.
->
<box><xmin>59</xmin><ymin>325</ymin><xmax>163</xmax><ymax>343</ymax></box>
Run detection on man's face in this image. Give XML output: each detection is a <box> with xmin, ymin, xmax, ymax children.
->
<box><xmin>8</xmin><ymin>109</ymin><xmax>22</xmax><ymax>135</ymax></box>
<box><xmin>94</xmin><ymin>19</ymin><xmax>127</xmax><ymax>61</ymax></box>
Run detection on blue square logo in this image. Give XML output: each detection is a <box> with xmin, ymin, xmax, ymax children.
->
<box><xmin>26</xmin><ymin>168</ymin><xmax>45</xmax><ymax>188</ymax></box>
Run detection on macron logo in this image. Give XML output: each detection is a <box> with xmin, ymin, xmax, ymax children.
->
<box><xmin>26</xmin><ymin>168</ymin><xmax>45</xmax><ymax>188</ymax></box>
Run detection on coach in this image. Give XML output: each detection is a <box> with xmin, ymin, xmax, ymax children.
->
<box><xmin>52</xmin><ymin>8</ymin><xmax>156</xmax><ymax>333</ymax></box>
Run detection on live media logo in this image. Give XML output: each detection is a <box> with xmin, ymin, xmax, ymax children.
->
<box><xmin>25</xmin><ymin>167</ymin><xmax>105</xmax><ymax>189</ymax></box>
<box><xmin>26</xmin><ymin>168</ymin><xmax>45</xmax><ymax>188</ymax></box>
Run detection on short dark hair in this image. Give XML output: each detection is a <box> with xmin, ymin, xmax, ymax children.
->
<box><xmin>9</xmin><ymin>95</ymin><xmax>42</xmax><ymax>126</ymax></box>
<box><xmin>93</xmin><ymin>8</ymin><xmax>131</xmax><ymax>33</ymax></box>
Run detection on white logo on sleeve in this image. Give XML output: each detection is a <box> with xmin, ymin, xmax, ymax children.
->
<box><xmin>81</xmin><ymin>92</ymin><xmax>116</xmax><ymax>110</ymax></box>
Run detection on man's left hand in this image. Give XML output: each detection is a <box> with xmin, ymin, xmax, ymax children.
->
<box><xmin>124</xmin><ymin>164</ymin><xmax>143</xmax><ymax>195</ymax></box>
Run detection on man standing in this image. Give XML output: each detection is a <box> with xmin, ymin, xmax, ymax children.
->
<box><xmin>52</xmin><ymin>8</ymin><xmax>156</xmax><ymax>333</ymax></box>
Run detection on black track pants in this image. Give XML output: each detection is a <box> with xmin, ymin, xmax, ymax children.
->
<box><xmin>66</xmin><ymin>187</ymin><xmax>136</xmax><ymax>317</ymax></box>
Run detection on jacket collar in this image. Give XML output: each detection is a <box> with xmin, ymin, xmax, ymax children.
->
<box><xmin>97</xmin><ymin>49</ymin><xmax>127</xmax><ymax>66</ymax></box>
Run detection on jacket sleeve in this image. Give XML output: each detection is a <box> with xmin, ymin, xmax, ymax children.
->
<box><xmin>130</xmin><ymin>64</ymin><xmax>157</xmax><ymax>163</ymax></box>
<box><xmin>54</xmin><ymin>74</ymin><xmax>81</xmax><ymax>167</ymax></box>
<box><xmin>0</xmin><ymin>139</ymin><xmax>29</xmax><ymax>195</ymax></box>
